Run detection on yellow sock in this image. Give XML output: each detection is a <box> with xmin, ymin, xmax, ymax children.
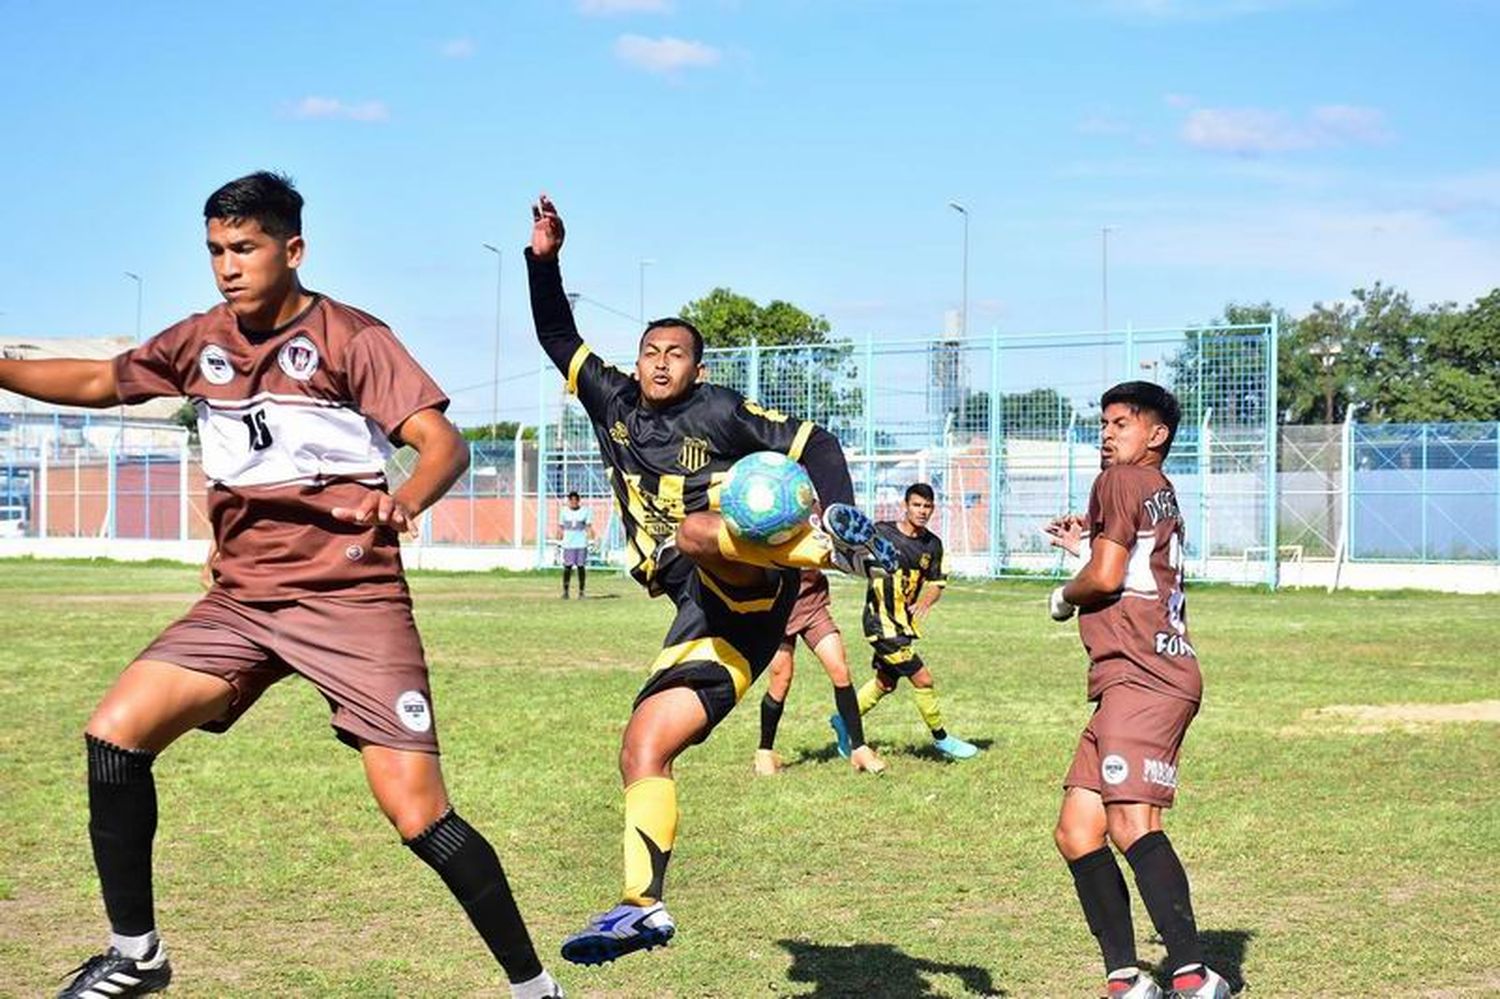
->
<box><xmin>856</xmin><ymin>677</ymin><xmax>887</xmax><ymax>715</ymax></box>
<box><xmin>716</xmin><ymin>520</ymin><xmax>831</xmax><ymax>570</ymax></box>
<box><xmin>912</xmin><ymin>686</ymin><xmax>945</xmax><ymax>733</ymax></box>
<box><xmin>622</xmin><ymin>777</ymin><xmax>678</xmax><ymax>905</ymax></box>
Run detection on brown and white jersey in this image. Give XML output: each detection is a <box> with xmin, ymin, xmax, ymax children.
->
<box><xmin>1077</xmin><ymin>463</ymin><xmax>1202</xmax><ymax>703</ymax></box>
<box><xmin>112</xmin><ymin>295</ymin><xmax>449</xmax><ymax>601</ymax></box>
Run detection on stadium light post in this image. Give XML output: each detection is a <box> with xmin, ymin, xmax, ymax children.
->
<box><xmin>1308</xmin><ymin>337</ymin><xmax>1343</xmax><ymax>424</ymax></box>
<box><xmin>638</xmin><ymin>259</ymin><xmax>655</xmax><ymax>325</ymax></box>
<box><xmin>947</xmin><ymin>202</ymin><xmax>968</xmax><ymax>337</ymax></box>
<box><xmin>482</xmin><ymin>243</ymin><xmax>503</xmax><ymax>440</ymax></box>
<box><xmin>123</xmin><ymin>271</ymin><xmax>142</xmax><ymax>343</ymax></box>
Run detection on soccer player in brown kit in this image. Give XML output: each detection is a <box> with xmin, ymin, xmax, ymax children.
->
<box><xmin>0</xmin><ymin>173</ymin><xmax>562</xmax><ymax>999</ymax></box>
<box><xmin>526</xmin><ymin>195</ymin><xmax>895</xmax><ymax>965</ymax></box>
<box><xmin>1044</xmin><ymin>382</ymin><xmax>1229</xmax><ymax>999</ymax></box>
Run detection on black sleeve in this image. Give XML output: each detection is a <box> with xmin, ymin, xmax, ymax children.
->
<box><xmin>799</xmin><ymin>426</ymin><xmax>855</xmax><ymax>508</ymax></box>
<box><xmin>526</xmin><ymin>248</ymin><xmax>583</xmax><ymax>375</ymax></box>
<box><xmin>527</xmin><ymin>247</ymin><xmax>632</xmax><ymax>421</ymax></box>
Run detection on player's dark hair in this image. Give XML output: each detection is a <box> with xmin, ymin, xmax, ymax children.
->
<box><xmin>905</xmin><ymin>482</ymin><xmax>935</xmax><ymax>503</ymax></box>
<box><xmin>567</xmin><ymin>490</ymin><xmax>580</xmax><ymax>500</ymax></box>
<box><xmin>1100</xmin><ymin>380</ymin><xmax>1182</xmax><ymax>454</ymax></box>
<box><xmin>640</xmin><ymin>317</ymin><xmax>704</xmax><ymax>364</ymax></box>
<box><xmin>204</xmin><ymin>171</ymin><xmax>303</xmax><ymax>239</ymax></box>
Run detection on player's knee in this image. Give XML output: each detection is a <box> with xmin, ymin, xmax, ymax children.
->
<box><xmin>84</xmin><ymin>703</ymin><xmax>143</xmax><ymax>749</ymax></box>
<box><xmin>1105</xmin><ymin>811</ymin><xmax>1152</xmax><ymax>851</ymax></box>
<box><xmin>618</xmin><ymin>739</ymin><xmax>670</xmax><ymax>782</ymax></box>
<box><xmin>1053</xmin><ymin>819</ymin><xmax>1104</xmax><ymax>860</ymax></box>
<box><xmin>384</xmin><ymin>796</ymin><xmax>449</xmax><ymax>841</ymax></box>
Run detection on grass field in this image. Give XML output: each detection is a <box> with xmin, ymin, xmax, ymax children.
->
<box><xmin>1</xmin><ymin>560</ymin><xmax>1496</xmax><ymax>997</ymax></box>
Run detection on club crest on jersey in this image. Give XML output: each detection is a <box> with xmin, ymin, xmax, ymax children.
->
<box><xmin>609</xmin><ymin>421</ymin><xmax>630</xmax><ymax>444</ymax></box>
<box><xmin>678</xmin><ymin>436</ymin><xmax>711</xmax><ymax>473</ymax></box>
<box><xmin>1101</xmin><ymin>754</ymin><xmax>1129</xmax><ymax>785</ymax></box>
<box><xmin>919</xmin><ymin>553</ymin><xmax>932</xmax><ymax>570</ymax></box>
<box><xmin>198</xmin><ymin>344</ymin><xmax>235</xmax><ymax>385</ymax></box>
<box><xmin>277</xmin><ymin>335</ymin><xmax>320</xmax><ymax>381</ymax></box>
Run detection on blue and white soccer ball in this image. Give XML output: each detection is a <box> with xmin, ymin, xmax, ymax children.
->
<box><xmin>720</xmin><ymin>451</ymin><xmax>816</xmax><ymax>545</ymax></box>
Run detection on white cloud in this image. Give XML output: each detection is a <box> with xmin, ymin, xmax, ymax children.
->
<box><xmin>580</xmin><ymin>0</ymin><xmax>672</xmax><ymax>14</ymax></box>
<box><xmin>439</xmin><ymin>37</ymin><xmax>477</xmax><ymax>59</ymax></box>
<box><xmin>288</xmin><ymin>96</ymin><xmax>390</xmax><ymax>123</ymax></box>
<box><xmin>1180</xmin><ymin>105</ymin><xmax>1391</xmax><ymax>155</ymax></box>
<box><xmin>614</xmin><ymin>34</ymin><xmax>721</xmax><ymax>75</ymax></box>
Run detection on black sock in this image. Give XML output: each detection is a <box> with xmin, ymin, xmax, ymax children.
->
<box><xmin>562</xmin><ymin>566</ymin><xmax>572</xmax><ymax>594</ymax></box>
<box><xmin>1068</xmin><ymin>846</ymin><xmax>1138</xmax><ymax>975</ymax></box>
<box><xmin>832</xmin><ymin>684</ymin><xmax>866</xmax><ymax>747</ymax></box>
<box><xmin>577</xmin><ymin>566</ymin><xmax>586</xmax><ymax>594</ymax></box>
<box><xmin>86</xmin><ymin>735</ymin><xmax>158</xmax><ymax>937</ymax></box>
<box><xmin>759</xmin><ymin>693</ymin><xmax>785</xmax><ymax>751</ymax></box>
<box><xmin>1124</xmin><ymin>831</ymin><xmax>1203</xmax><ymax>973</ymax></box>
<box><xmin>931</xmin><ymin>727</ymin><xmax>948</xmax><ymax>741</ymax></box>
<box><xmin>406</xmin><ymin>809</ymin><xmax>543</xmax><ymax>984</ymax></box>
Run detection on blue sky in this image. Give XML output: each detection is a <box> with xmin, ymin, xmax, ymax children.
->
<box><xmin>2</xmin><ymin>0</ymin><xmax>1497</xmax><ymax>427</ymax></box>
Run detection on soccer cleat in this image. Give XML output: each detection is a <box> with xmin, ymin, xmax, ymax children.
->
<box><xmin>933</xmin><ymin>734</ymin><xmax>980</xmax><ymax>760</ymax></box>
<box><xmin>850</xmin><ymin>744</ymin><xmax>888</xmax><ymax>774</ymax></box>
<box><xmin>821</xmin><ymin>504</ymin><xmax>897</xmax><ymax>578</ymax></box>
<box><xmin>1167</xmin><ymin>966</ymin><xmax>1231</xmax><ymax>999</ymax></box>
<box><xmin>57</xmin><ymin>944</ymin><xmax>171</xmax><ymax>998</ymax></box>
<box><xmin>753</xmin><ymin>748</ymin><xmax>783</xmax><ymax>776</ymax></box>
<box><xmin>1106</xmin><ymin>969</ymin><xmax>1165</xmax><ymax>998</ymax></box>
<box><xmin>560</xmin><ymin>901</ymin><xmax>676</xmax><ymax>966</ymax></box>
<box><xmin>828</xmin><ymin>713</ymin><xmax>853</xmax><ymax>758</ymax></box>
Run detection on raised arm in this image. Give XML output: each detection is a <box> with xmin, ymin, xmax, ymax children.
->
<box><xmin>0</xmin><ymin>358</ymin><xmax>120</xmax><ymax>408</ymax></box>
<box><xmin>797</xmin><ymin>426</ymin><xmax>856</xmax><ymax>509</ymax></box>
<box><xmin>527</xmin><ymin>194</ymin><xmax>584</xmax><ymax>376</ymax></box>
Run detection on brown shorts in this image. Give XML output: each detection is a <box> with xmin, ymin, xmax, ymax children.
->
<box><xmin>136</xmin><ymin>588</ymin><xmax>438</xmax><ymax>753</ymax></box>
<box><xmin>1063</xmin><ymin>682</ymin><xmax>1198</xmax><ymax>808</ymax></box>
<box><xmin>777</xmin><ymin>571</ymin><xmax>840</xmax><ymax>655</ymax></box>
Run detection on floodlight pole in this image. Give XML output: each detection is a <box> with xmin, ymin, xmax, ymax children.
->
<box><xmin>948</xmin><ymin>202</ymin><xmax>968</xmax><ymax>337</ymax></box>
<box><xmin>638</xmin><ymin>259</ymin><xmax>655</xmax><ymax>325</ymax></box>
<box><xmin>123</xmin><ymin>271</ymin><xmax>142</xmax><ymax>343</ymax></box>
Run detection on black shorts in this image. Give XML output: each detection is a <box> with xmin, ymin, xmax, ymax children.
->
<box><xmin>869</xmin><ymin>635</ymin><xmax>925</xmax><ymax>678</ymax></box>
<box><xmin>634</xmin><ymin>550</ymin><xmax>799</xmax><ymax>740</ymax></box>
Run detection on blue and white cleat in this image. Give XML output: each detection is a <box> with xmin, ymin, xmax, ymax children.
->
<box><xmin>829</xmin><ymin>713</ymin><xmax>853</xmax><ymax>759</ymax></box>
<box><xmin>560</xmin><ymin>901</ymin><xmax>676</xmax><ymax>966</ymax></box>
<box><xmin>821</xmin><ymin>503</ymin><xmax>897</xmax><ymax>578</ymax></box>
<box><xmin>933</xmin><ymin>734</ymin><xmax>980</xmax><ymax>760</ymax></box>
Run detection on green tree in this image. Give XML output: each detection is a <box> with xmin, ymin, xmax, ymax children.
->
<box><xmin>1167</xmin><ymin>302</ymin><xmax>1288</xmax><ymax>428</ymax></box>
<box><xmin>948</xmin><ymin>388</ymin><xmax>1078</xmax><ymax>439</ymax></box>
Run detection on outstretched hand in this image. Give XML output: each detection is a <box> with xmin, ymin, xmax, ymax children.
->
<box><xmin>531</xmin><ymin>194</ymin><xmax>565</xmax><ymax>260</ymax></box>
<box><xmin>331</xmin><ymin>492</ymin><xmax>415</xmax><ymax>533</ymax></box>
<box><xmin>1043</xmin><ymin>513</ymin><xmax>1086</xmax><ymax>557</ymax></box>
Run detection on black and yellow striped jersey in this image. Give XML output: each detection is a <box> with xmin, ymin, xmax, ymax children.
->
<box><xmin>862</xmin><ymin>521</ymin><xmax>946</xmax><ymax>641</ymax></box>
<box><xmin>527</xmin><ymin>249</ymin><xmax>855</xmax><ymax>590</ymax></box>
<box><xmin>564</xmin><ymin>345</ymin><xmax>813</xmax><ymax>587</ymax></box>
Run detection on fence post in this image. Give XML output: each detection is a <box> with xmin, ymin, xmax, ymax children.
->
<box><xmin>988</xmin><ymin>327</ymin><xmax>1001</xmax><ymax>575</ymax></box>
<box><xmin>1265</xmin><ymin>314</ymin><xmax>1281</xmax><ymax>589</ymax></box>
<box><xmin>1329</xmin><ymin>407</ymin><xmax>1357</xmax><ymax>592</ymax></box>
<box><xmin>1199</xmin><ymin>408</ymin><xmax>1212</xmax><ymax>574</ymax></box>
<box><xmin>1495</xmin><ymin>421</ymin><xmax>1499</xmax><ymax>563</ymax></box>
<box><xmin>106</xmin><ymin>441</ymin><xmax>117</xmax><ymax>540</ymax></box>
<box><xmin>862</xmin><ymin>335</ymin><xmax>876</xmax><ymax>510</ymax></box>
<box><xmin>74</xmin><ymin>448</ymin><xmax>81</xmax><ymax>539</ymax></box>
<box><xmin>748</xmin><ymin>336</ymin><xmax>760</xmax><ymax>401</ymax></box>
<box><xmin>1420</xmin><ymin>423</ymin><xmax>1429</xmax><ymax>560</ymax></box>
<box><xmin>513</xmin><ymin>424</ymin><xmax>525</xmax><ymax>548</ymax></box>
<box><xmin>37</xmin><ymin>443</ymin><xmax>49</xmax><ymax>539</ymax></box>
<box><xmin>467</xmin><ymin>443</ymin><xmax>476</xmax><ymax>545</ymax></box>
<box><xmin>536</xmin><ymin>355</ymin><xmax>549</xmax><ymax>563</ymax></box>
<box><xmin>178</xmin><ymin>431</ymin><xmax>189</xmax><ymax>542</ymax></box>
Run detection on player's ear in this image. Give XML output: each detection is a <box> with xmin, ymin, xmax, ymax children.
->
<box><xmin>695</xmin><ymin>363</ymin><xmax>708</xmax><ymax>383</ymax></box>
<box><xmin>1147</xmin><ymin>421</ymin><xmax>1171</xmax><ymax>451</ymax></box>
<box><xmin>284</xmin><ymin>234</ymin><xmax>306</xmax><ymax>269</ymax></box>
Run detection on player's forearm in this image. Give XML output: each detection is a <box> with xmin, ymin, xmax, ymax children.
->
<box><xmin>391</xmin><ymin>430</ymin><xmax>470</xmax><ymax>518</ymax></box>
<box><xmin>0</xmin><ymin>359</ymin><xmax>121</xmax><ymax>408</ymax></box>
<box><xmin>799</xmin><ymin>427</ymin><xmax>855</xmax><ymax>507</ymax></box>
<box><xmin>1062</xmin><ymin>565</ymin><xmax>1119</xmax><ymax>609</ymax></box>
<box><xmin>526</xmin><ymin>248</ymin><xmax>585</xmax><ymax>375</ymax></box>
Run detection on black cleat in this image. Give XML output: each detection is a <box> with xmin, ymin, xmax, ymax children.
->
<box><xmin>58</xmin><ymin>944</ymin><xmax>171</xmax><ymax>998</ymax></box>
<box><xmin>821</xmin><ymin>503</ymin><xmax>897</xmax><ymax>578</ymax></box>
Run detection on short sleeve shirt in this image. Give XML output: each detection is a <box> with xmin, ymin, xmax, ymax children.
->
<box><xmin>862</xmin><ymin>522</ymin><xmax>945</xmax><ymax>642</ymax></box>
<box><xmin>112</xmin><ymin>295</ymin><xmax>448</xmax><ymax>601</ymax></box>
<box><xmin>1077</xmin><ymin>464</ymin><xmax>1202</xmax><ymax>702</ymax></box>
<box><xmin>560</xmin><ymin>506</ymin><xmax>592</xmax><ymax>549</ymax></box>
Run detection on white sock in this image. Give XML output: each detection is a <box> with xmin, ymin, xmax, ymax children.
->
<box><xmin>110</xmin><ymin>929</ymin><xmax>158</xmax><ymax>960</ymax></box>
<box><xmin>511</xmin><ymin>968</ymin><xmax>561</xmax><ymax>999</ymax></box>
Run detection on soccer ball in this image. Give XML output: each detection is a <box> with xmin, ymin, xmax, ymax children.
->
<box><xmin>719</xmin><ymin>451</ymin><xmax>816</xmax><ymax>545</ymax></box>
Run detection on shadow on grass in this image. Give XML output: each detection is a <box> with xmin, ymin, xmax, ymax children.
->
<box><xmin>1146</xmin><ymin>928</ymin><xmax>1254</xmax><ymax>995</ymax></box>
<box><xmin>779</xmin><ymin>938</ymin><xmax>1006</xmax><ymax>997</ymax></box>
<box><xmin>785</xmin><ymin>737</ymin><xmax>1000</xmax><ymax>769</ymax></box>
